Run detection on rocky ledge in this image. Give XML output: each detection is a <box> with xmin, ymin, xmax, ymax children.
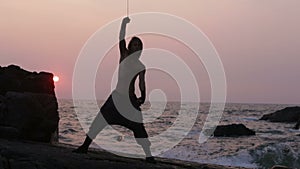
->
<box><xmin>0</xmin><ymin>139</ymin><xmax>249</xmax><ymax>169</ymax></box>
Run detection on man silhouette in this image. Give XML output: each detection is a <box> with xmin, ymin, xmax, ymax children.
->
<box><xmin>73</xmin><ymin>17</ymin><xmax>155</xmax><ymax>163</ymax></box>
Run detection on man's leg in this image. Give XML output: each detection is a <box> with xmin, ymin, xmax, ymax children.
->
<box><xmin>128</xmin><ymin>123</ymin><xmax>156</xmax><ymax>163</ymax></box>
<box><xmin>136</xmin><ymin>137</ymin><xmax>152</xmax><ymax>157</ymax></box>
<box><xmin>73</xmin><ymin>111</ymin><xmax>108</xmax><ymax>153</ymax></box>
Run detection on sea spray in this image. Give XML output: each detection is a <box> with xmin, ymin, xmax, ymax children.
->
<box><xmin>250</xmin><ymin>143</ymin><xmax>300</xmax><ymax>169</ymax></box>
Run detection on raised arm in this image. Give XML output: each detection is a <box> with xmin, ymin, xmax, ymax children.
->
<box><xmin>137</xmin><ymin>70</ymin><xmax>146</xmax><ymax>105</ymax></box>
<box><xmin>119</xmin><ymin>17</ymin><xmax>130</xmax><ymax>40</ymax></box>
<box><xmin>119</xmin><ymin>17</ymin><xmax>130</xmax><ymax>62</ymax></box>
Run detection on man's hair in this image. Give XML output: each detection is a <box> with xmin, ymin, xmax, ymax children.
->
<box><xmin>128</xmin><ymin>37</ymin><xmax>143</xmax><ymax>54</ymax></box>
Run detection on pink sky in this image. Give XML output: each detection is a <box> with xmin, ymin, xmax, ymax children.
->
<box><xmin>1</xmin><ymin>0</ymin><xmax>300</xmax><ymax>104</ymax></box>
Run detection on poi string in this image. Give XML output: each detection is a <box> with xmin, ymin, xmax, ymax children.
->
<box><xmin>127</xmin><ymin>0</ymin><xmax>129</xmax><ymax>17</ymax></box>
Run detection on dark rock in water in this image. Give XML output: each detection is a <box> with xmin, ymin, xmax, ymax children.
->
<box><xmin>213</xmin><ymin>124</ymin><xmax>255</xmax><ymax>137</ymax></box>
<box><xmin>260</xmin><ymin>107</ymin><xmax>300</xmax><ymax>123</ymax></box>
<box><xmin>0</xmin><ymin>65</ymin><xmax>59</xmax><ymax>143</ymax></box>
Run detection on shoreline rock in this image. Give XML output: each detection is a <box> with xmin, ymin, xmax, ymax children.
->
<box><xmin>0</xmin><ymin>65</ymin><xmax>59</xmax><ymax>142</ymax></box>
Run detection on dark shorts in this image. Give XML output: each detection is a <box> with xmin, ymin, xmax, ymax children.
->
<box><xmin>100</xmin><ymin>92</ymin><xmax>148</xmax><ymax>138</ymax></box>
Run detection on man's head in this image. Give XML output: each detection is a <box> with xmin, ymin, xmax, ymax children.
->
<box><xmin>128</xmin><ymin>37</ymin><xmax>143</xmax><ymax>56</ymax></box>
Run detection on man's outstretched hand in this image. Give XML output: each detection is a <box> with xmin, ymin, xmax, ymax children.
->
<box><xmin>122</xmin><ymin>17</ymin><xmax>130</xmax><ymax>24</ymax></box>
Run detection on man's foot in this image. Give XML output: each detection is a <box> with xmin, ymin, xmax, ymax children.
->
<box><xmin>145</xmin><ymin>156</ymin><xmax>156</xmax><ymax>163</ymax></box>
<box><xmin>72</xmin><ymin>146</ymin><xmax>88</xmax><ymax>154</ymax></box>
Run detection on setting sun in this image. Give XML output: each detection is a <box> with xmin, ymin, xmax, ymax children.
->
<box><xmin>53</xmin><ymin>75</ymin><xmax>59</xmax><ymax>82</ymax></box>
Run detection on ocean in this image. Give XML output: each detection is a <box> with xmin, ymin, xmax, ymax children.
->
<box><xmin>58</xmin><ymin>99</ymin><xmax>300</xmax><ymax>169</ymax></box>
